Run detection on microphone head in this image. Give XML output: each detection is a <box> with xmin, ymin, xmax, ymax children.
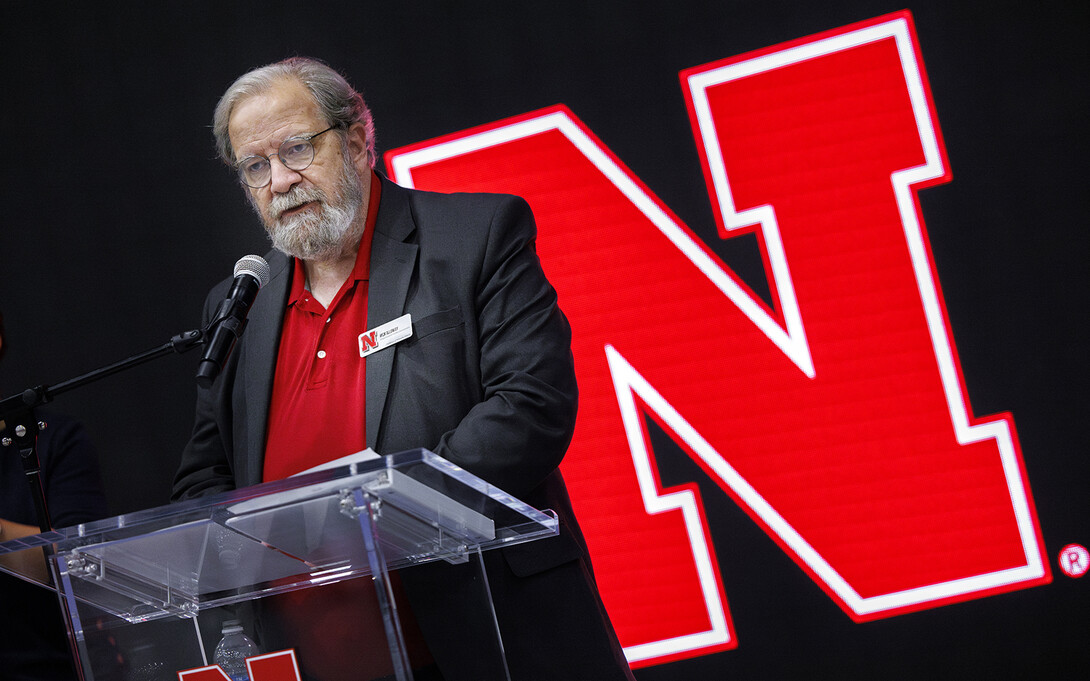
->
<box><xmin>233</xmin><ymin>254</ymin><xmax>271</xmax><ymax>288</ymax></box>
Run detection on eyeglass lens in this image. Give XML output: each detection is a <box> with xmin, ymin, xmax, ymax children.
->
<box><xmin>237</xmin><ymin>137</ymin><xmax>318</xmax><ymax>188</ymax></box>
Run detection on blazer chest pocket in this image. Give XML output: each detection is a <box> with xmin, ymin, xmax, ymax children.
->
<box><xmin>395</xmin><ymin>306</ymin><xmax>467</xmax><ymax>372</ymax></box>
<box><xmin>408</xmin><ymin>306</ymin><xmax>464</xmax><ymax>342</ymax></box>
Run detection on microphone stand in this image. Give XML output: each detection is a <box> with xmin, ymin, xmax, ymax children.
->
<box><xmin>1</xmin><ymin>328</ymin><xmax>204</xmax><ymax>533</ymax></box>
<box><xmin>0</xmin><ymin>327</ymin><xmax>204</xmax><ymax>681</ymax></box>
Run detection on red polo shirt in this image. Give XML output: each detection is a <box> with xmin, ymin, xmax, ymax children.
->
<box><xmin>263</xmin><ymin>172</ymin><xmax>381</xmax><ymax>481</ymax></box>
<box><xmin>260</xmin><ymin>173</ymin><xmax>435</xmax><ymax>676</ymax></box>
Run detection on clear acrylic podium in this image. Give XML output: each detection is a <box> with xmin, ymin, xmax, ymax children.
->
<box><xmin>0</xmin><ymin>449</ymin><xmax>559</xmax><ymax>681</ymax></box>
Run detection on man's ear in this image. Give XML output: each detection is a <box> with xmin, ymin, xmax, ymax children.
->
<box><xmin>345</xmin><ymin>122</ymin><xmax>370</xmax><ymax>168</ymax></box>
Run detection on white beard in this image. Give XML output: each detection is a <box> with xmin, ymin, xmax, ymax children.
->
<box><xmin>256</xmin><ymin>151</ymin><xmax>365</xmax><ymax>262</ymax></box>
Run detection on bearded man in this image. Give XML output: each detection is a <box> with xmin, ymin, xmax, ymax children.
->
<box><xmin>172</xmin><ymin>57</ymin><xmax>634</xmax><ymax>681</ymax></box>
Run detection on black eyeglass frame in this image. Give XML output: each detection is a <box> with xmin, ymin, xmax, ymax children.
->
<box><xmin>234</xmin><ymin>125</ymin><xmax>339</xmax><ymax>188</ymax></box>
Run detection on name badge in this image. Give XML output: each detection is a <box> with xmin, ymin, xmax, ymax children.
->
<box><xmin>358</xmin><ymin>314</ymin><xmax>413</xmax><ymax>358</ymax></box>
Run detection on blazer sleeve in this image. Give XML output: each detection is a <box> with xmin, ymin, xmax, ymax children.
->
<box><xmin>428</xmin><ymin>195</ymin><xmax>578</xmax><ymax>500</ymax></box>
<box><xmin>171</xmin><ymin>280</ymin><xmax>238</xmax><ymax>501</ymax></box>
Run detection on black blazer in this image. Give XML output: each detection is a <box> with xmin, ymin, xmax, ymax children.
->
<box><xmin>173</xmin><ymin>176</ymin><xmax>633</xmax><ymax>681</ymax></box>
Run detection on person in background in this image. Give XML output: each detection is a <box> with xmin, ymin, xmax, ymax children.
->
<box><xmin>0</xmin><ymin>310</ymin><xmax>110</xmax><ymax>680</ymax></box>
<box><xmin>172</xmin><ymin>57</ymin><xmax>635</xmax><ymax>681</ymax></box>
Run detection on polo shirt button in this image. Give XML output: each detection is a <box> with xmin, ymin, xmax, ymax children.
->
<box><xmin>317</xmin><ymin>350</ymin><xmax>327</xmax><ymax>359</ymax></box>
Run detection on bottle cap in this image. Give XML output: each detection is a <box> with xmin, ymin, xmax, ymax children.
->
<box><xmin>222</xmin><ymin>619</ymin><xmax>244</xmax><ymax>634</ymax></box>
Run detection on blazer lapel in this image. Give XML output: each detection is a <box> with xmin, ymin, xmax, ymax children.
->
<box><xmin>366</xmin><ymin>178</ymin><xmax>418</xmax><ymax>450</ymax></box>
<box><xmin>242</xmin><ymin>250</ymin><xmax>291</xmax><ymax>486</ymax></box>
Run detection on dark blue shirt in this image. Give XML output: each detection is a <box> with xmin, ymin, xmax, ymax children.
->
<box><xmin>1</xmin><ymin>410</ymin><xmax>109</xmax><ymax>681</ymax></box>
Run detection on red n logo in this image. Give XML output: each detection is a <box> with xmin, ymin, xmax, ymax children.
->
<box><xmin>359</xmin><ymin>331</ymin><xmax>379</xmax><ymax>352</ymax></box>
<box><xmin>178</xmin><ymin>650</ymin><xmax>300</xmax><ymax>681</ymax></box>
<box><xmin>387</xmin><ymin>11</ymin><xmax>1049</xmax><ymax>667</ymax></box>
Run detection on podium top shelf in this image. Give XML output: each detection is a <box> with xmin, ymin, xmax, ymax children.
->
<box><xmin>0</xmin><ymin>449</ymin><xmax>558</xmax><ymax>623</ymax></box>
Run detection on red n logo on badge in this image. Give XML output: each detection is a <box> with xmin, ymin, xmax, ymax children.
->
<box><xmin>359</xmin><ymin>330</ymin><xmax>379</xmax><ymax>353</ymax></box>
<box><xmin>387</xmin><ymin>10</ymin><xmax>1050</xmax><ymax>667</ymax></box>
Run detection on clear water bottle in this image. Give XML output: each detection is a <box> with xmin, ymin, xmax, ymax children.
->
<box><xmin>212</xmin><ymin>619</ymin><xmax>259</xmax><ymax>681</ymax></box>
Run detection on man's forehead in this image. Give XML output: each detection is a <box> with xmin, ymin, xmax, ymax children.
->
<box><xmin>229</xmin><ymin>79</ymin><xmax>322</xmax><ymax>152</ymax></box>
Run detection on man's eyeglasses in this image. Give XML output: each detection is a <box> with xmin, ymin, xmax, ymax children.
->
<box><xmin>235</xmin><ymin>125</ymin><xmax>338</xmax><ymax>188</ymax></box>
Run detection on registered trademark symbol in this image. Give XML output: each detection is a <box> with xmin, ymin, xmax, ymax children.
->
<box><xmin>1058</xmin><ymin>544</ymin><xmax>1089</xmax><ymax>578</ymax></box>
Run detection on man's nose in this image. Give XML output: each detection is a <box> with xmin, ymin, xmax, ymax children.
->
<box><xmin>269</xmin><ymin>157</ymin><xmax>303</xmax><ymax>194</ymax></box>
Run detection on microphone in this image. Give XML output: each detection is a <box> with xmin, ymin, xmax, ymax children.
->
<box><xmin>195</xmin><ymin>255</ymin><xmax>271</xmax><ymax>388</ymax></box>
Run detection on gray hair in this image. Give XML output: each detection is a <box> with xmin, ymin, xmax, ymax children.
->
<box><xmin>212</xmin><ymin>57</ymin><xmax>376</xmax><ymax>167</ymax></box>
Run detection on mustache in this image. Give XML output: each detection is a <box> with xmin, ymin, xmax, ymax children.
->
<box><xmin>269</xmin><ymin>186</ymin><xmax>326</xmax><ymax>220</ymax></box>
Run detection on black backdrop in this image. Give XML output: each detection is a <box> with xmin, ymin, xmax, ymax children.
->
<box><xmin>2</xmin><ymin>1</ymin><xmax>1086</xmax><ymax>678</ymax></box>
